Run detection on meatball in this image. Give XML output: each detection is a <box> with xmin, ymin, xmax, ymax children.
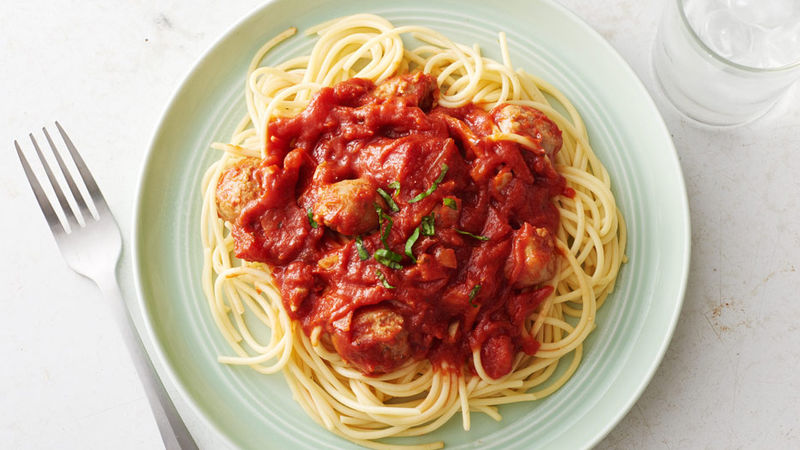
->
<box><xmin>490</xmin><ymin>104</ymin><xmax>563</xmax><ymax>157</ymax></box>
<box><xmin>504</xmin><ymin>223</ymin><xmax>558</xmax><ymax>288</ymax></box>
<box><xmin>372</xmin><ymin>72</ymin><xmax>438</xmax><ymax>111</ymax></box>
<box><xmin>312</xmin><ymin>178</ymin><xmax>385</xmax><ymax>236</ymax></box>
<box><xmin>215</xmin><ymin>157</ymin><xmax>262</xmax><ymax>223</ymax></box>
<box><xmin>331</xmin><ymin>305</ymin><xmax>411</xmax><ymax>375</ymax></box>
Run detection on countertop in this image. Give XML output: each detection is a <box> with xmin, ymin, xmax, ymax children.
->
<box><xmin>2</xmin><ymin>0</ymin><xmax>798</xmax><ymax>448</ymax></box>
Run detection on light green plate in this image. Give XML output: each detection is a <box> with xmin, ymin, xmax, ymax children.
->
<box><xmin>133</xmin><ymin>0</ymin><xmax>690</xmax><ymax>448</ymax></box>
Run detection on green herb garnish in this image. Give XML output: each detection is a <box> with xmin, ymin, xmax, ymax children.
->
<box><xmin>375</xmin><ymin>204</ymin><xmax>393</xmax><ymax>248</ymax></box>
<box><xmin>376</xmin><ymin>269</ymin><xmax>395</xmax><ymax>289</ymax></box>
<box><xmin>374</xmin><ymin>248</ymin><xmax>403</xmax><ymax>269</ymax></box>
<box><xmin>421</xmin><ymin>214</ymin><xmax>435</xmax><ymax>236</ymax></box>
<box><xmin>456</xmin><ymin>229</ymin><xmax>489</xmax><ymax>241</ymax></box>
<box><xmin>307</xmin><ymin>208</ymin><xmax>318</xmax><ymax>229</ymax></box>
<box><xmin>355</xmin><ymin>235</ymin><xmax>370</xmax><ymax>261</ymax></box>
<box><xmin>443</xmin><ymin>198</ymin><xmax>458</xmax><ymax>210</ymax></box>
<box><xmin>468</xmin><ymin>284</ymin><xmax>481</xmax><ymax>307</ymax></box>
<box><xmin>404</xmin><ymin>227</ymin><xmax>421</xmax><ymax>263</ymax></box>
<box><xmin>409</xmin><ymin>163</ymin><xmax>449</xmax><ymax>203</ymax></box>
<box><xmin>388</xmin><ymin>180</ymin><xmax>401</xmax><ymax>196</ymax></box>
<box><xmin>377</xmin><ymin>187</ymin><xmax>399</xmax><ymax>212</ymax></box>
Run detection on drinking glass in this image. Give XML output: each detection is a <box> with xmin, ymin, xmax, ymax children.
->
<box><xmin>653</xmin><ymin>0</ymin><xmax>800</xmax><ymax>126</ymax></box>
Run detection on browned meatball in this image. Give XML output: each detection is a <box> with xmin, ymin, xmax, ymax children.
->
<box><xmin>215</xmin><ymin>158</ymin><xmax>262</xmax><ymax>223</ymax></box>
<box><xmin>504</xmin><ymin>223</ymin><xmax>558</xmax><ymax>288</ymax></box>
<box><xmin>490</xmin><ymin>104</ymin><xmax>563</xmax><ymax>157</ymax></box>
<box><xmin>312</xmin><ymin>178</ymin><xmax>385</xmax><ymax>236</ymax></box>
<box><xmin>372</xmin><ymin>72</ymin><xmax>438</xmax><ymax>110</ymax></box>
<box><xmin>331</xmin><ymin>305</ymin><xmax>411</xmax><ymax>375</ymax></box>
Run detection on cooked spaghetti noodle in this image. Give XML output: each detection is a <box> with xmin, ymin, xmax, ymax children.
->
<box><xmin>200</xmin><ymin>14</ymin><xmax>625</xmax><ymax>448</ymax></box>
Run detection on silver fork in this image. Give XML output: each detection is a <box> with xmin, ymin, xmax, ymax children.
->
<box><xmin>15</xmin><ymin>122</ymin><xmax>198</xmax><ymax>450</ymax></box>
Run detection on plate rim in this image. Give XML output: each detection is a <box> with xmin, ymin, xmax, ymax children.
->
<box><xmin>131</xmin><ymin>0</ymin><xmax>691</xmax><ymax>448</ymax></box>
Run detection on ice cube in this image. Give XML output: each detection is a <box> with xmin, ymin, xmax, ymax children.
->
<box><xmin>684</xmin><ymin>0</ymin><xmax>728</xmax><ymax>32</ymax></box>
<box><xmin>730</xmin><ymin>0</ymin><xmax>800</xmax><ymax>29</ymax></box>
<box><xmin>703</xmin><ymin>9</ymin><xmax>754</xmax><ymax>60</ymax></box>
<box><xmin>763</xmin><ymin>22</ymin><xmax>800</xmax><ymax>67</ymax></box>
<box><xmin>683</xmin><ymin>0</ymin><xmax>800</xmax><ymax>68</ymax></box>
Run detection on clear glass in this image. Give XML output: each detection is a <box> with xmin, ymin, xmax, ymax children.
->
<box><xmin>653</xmin><ymin>0</ymin><xmax>800</xmax><ymax>126</ymax></box>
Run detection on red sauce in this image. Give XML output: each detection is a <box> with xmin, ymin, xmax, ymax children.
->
<box><xmin>225</xmin><ymin>72</ymin><xmax>570</xmax><ymax>378</ymax></box>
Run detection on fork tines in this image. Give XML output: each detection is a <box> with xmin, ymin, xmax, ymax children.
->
<box><xmin>15</xmin><ymin>122</ymin><xmax>103</xmax><ymax>234</ymax></box>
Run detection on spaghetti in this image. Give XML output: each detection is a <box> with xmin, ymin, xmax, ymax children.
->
<box><xmin>200</xmin><ymin>14</ymin><xmax>625</xmax><ymax>449</ymax></box>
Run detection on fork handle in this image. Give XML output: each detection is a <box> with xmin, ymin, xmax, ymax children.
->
<box><xmin>97</xmin><ymin>271</ymin><xmax>199</xmax><ymax>450</ymax></box>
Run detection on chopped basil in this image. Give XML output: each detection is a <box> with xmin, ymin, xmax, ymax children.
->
<box><xmin>377</xmin><ymin>187</ymin><xmax>399</xmax><ymax>212</ymax></box>
<box><xmin>380</xmin><ymin>216</ymin><xmax>393</xmax><ymax>247</ymax></box>
<box><xmin>404</xmin><ymin>227</ymin><xmax>420</xmax><ymax>263</ymax></box>
<box><xmin>375</xmin><ymin>204</ymin><xmax>393</xmax><ymax>248</ymax></box>
<box><xmin>307</xmin><ymin>208</ymin><xmax>318</xmax><ymax>229</ymax></box>
<box><xmin>468</xmin><ymin>284</ymin><xmax>481</xmax><ymax>307</ymax></box>
<box><xmin>388</xmin><ymin>180</ymin><xmax>401</xmax><ymax>196</ymax></box>
<box><xmin>409</xmin><ymin>163</ymin><xmax>449</xmax><ymax>203</ymax></box>
<box><xmin>375</xmin><ymin>269</ymin><xmax>395</xmax><ymax>289</ymax></box>
<box><xmin>420</xmin><ymin>214</ymin><xmax>435</xmax><ymax>236</ymax></box>
<box><xmin>443</xmin><ymin>197</ymin><xmax>457</xmax><ymax>210</ymax></box>
<box><xmin>456</xmin><ymin>229</ymin><xmax>489</xmax><ymax>241</ymax></box>
<box><xmin>374</xmin><ymin>248</ymin><xmax>403</xmax><ymax>269</ymax></box>
<box><xmin>355</xmin><ymin>236</ymin><xmax>370</xmax><ymax>261</ymax></box>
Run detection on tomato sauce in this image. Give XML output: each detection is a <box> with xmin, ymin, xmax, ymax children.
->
<box><xmin>226</xmin><ymin>72</ymin><xmax>569</xmax><ymax>378</ymax></box>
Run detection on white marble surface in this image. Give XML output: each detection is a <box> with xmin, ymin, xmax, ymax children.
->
<box><xmin>2</xmin><ymin>0</ymin><xmax>799</xmax><ymax>449</ymax></box>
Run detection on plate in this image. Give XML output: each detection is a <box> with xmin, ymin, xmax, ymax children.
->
<box><xmin>133</xmin><ymin>0</ymin><xmax>690</xmax><ymax>448</ymax></box>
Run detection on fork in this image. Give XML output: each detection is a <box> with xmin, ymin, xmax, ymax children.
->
<box><xmin>15</xmin><ymin>122</ymin><xmax>198</xmax><ymax>450</ymax></box>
